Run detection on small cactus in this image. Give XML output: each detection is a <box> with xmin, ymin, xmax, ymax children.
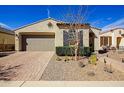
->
<box><xmin>104</xmin><ymin>59</ymin><xmax>107</xmax><ymax>64</ymax></box>
<box><xmin>108</xmin><ymin>64</ymin><xmax>113</xmax><ymax>73</ymax></box>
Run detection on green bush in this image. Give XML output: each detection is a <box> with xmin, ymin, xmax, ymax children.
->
<box><xmin>79</xmin><ymin>47</ymin><xmax>84</xmax><ymax>56</ymax></box>
<box><xmin>83</xmin><ymin>47</ymin><xmax>91</xmax><ymax>57</ymax></box>
<box><xmin>56</xmin><ymin>46</ymin><xmax>91</xmax><ymax>56</ymax></box>
<box><xmin>56</xmin><ymin>46</ymin><xmax>75</xmax><ymax>56</ymax></box>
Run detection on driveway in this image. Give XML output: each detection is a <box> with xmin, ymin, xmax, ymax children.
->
<box><xmin>0</xmin><ymin>51</ymin><xmax>54</xmax><ymax>81</ymax></box>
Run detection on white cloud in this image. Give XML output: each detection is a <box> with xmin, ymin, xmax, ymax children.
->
<box><xmin>91</xmin><ymin>19</ymin><xmax>104</xmax><ymax>26</ymax></box>
<box><xmin>106</xmin><ymin>17</ymin><xmax>112</xmax><ymax>20</ymax></box>
<box><xmin>102</xmin><ymin>18</ymin><xmax>124</xmax><ymax>31</ymax></box>
<box><xmin>0</xmin><ymin>22</ymin><xmax>12</xmax><ymax>30</ymax></box>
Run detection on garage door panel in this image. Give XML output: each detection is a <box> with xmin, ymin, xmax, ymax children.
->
<box><xmin>22</xmin><ymin>35</ymin><xmax>55</xmax><ymax>51</ymax></box>
<box><xmin>26</xmin><ymin>38</ymin><xmax>55</xmax><ymax>51</ymax></box>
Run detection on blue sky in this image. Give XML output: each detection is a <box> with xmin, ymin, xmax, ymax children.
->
<box><xmin>0</xmin><ymin>5</ymin><xmax>124</xmax><ymax>31</ymax></box>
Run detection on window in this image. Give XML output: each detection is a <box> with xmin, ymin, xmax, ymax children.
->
<box><xmin>63</xmin><ymin>29</ymin><xmax>83</xmax><ymax>46</ymax></box>
<box><xmin>68</xmin><ymin>29</ymin><xmax>76</xmax><ymax>40</ymax></box>
<box><xmin>63</xmin><ymin>29</ymin><xmax>76</xmax><ymax>46</ymax></box>
<box><xmin>68</xmin><ymin>29</ymin><xmax>76</xmax><ymax>45</ymax></box>
<box><xmin>63</xmin><ymin>30</ymin><xmax>69</xmax><ymax>46</ymax></box>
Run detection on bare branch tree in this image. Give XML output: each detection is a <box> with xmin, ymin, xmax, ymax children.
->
<box><xmin>64</xmin><ymin>6</ymin><xmax>89</xmax><ymax>61</ymax></box>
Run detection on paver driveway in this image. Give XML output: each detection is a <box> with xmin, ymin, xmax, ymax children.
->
<box><xmin>0</xmin><ymin>51</ymin><xmax>54</xmax><ymax>81</ymax></box>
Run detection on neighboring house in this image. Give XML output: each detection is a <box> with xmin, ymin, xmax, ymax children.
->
<box><xmin>15</xmin><ymin>18</ymin><xmax>100</xmax><ymax>52</ymax></box>
<box><xmin>0</xmin><ymin>27</ymin><xmax>15</xmax><ymax>51</ymax></box>
<box><xmin>100</xmin><ymin>28</ymin><xmax>124</xmax><ymax>49</ymax></box>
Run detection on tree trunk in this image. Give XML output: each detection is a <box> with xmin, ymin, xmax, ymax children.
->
<box><xmin>75</xmin><ymin>40</ymin><xmax>79</xmax><ymax>61</ymax></box>
<box><xmin>75</xmin><ymin>48</ymin><xmax>78</xmax><ymax>61</ymax></box>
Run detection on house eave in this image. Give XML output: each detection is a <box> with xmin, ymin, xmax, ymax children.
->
<box><xmin>14</xmin><ymin>18</ymin><xmax>62</xmax><ymax>32</ymax></box>
<box><xmin>19</xmin><ymin>32</ymin><xmax>55</xmax><ymax>36</ymax></box>
<box><xmin>56</xmin><ymin>23</ymin><xmax>90</xmax><ymax>29</ymax></box>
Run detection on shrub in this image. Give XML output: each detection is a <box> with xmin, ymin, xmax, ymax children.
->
<box><xmin>56</xmin><ymin>46</ymin><xmax>91</xmax><ymax>56</ymax></box>
<box><xmin>83</xmin><ymin>47</ymin><xmax>91</xmax><ymax>57</ymax></box>
<box><xmin>56</xmin><ymin>46</ymin><xmax>75</xmax><ymax>56</ymax></box>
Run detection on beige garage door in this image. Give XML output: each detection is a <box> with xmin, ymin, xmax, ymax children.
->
<box><xmin>22</xmin><ymin>35</ymin><xmax>55</xmax><ymax>51</ymax></box>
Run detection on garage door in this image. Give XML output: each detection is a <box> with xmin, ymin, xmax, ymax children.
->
<box><xmin>22</xmin><ymin>35</ymin><xmax>55</xmax><ymax>51</ymax></box>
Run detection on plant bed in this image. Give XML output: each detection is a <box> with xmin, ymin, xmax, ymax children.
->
<box><xmin>107</xmin><ymin>51</ymin><xmax>124</xmax><ymax>62</ymax></box>
<box><xmin>41</xmin><ymin>55</ymin><xmax>124</xmax><ymax>81</ymax></box>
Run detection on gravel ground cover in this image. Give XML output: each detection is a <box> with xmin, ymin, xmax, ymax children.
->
<box><xmin>41</xmin><ymin>55</ymin><xmax>124</xmax><ymax>81</ymax></box>
<box><xmin>107</xmin><ymin>51</ymin><xmax>124</xmax><ymax>62</ymax></box>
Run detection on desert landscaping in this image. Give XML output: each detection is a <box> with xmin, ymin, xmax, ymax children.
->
<box><xmin>107</xmin><ymin>50</ymin><xmax>124</xmax><ymax>62</ymax></box>
<box><xmin>0</xmin><ymin>50</ymin><xmax>124</xmax><ymax>81</ymax></box>
<box><xmin>41</xmin><ymin>52</ymin><xmax>124</xmax><ymax>81</ymax></box>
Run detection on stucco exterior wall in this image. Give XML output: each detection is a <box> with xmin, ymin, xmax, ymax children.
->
<box><xmin>55</xmin><ymin>29</ymin><xmax>63</xmax><ymax>47</ymax></box>
<box><xmin>0</xmin><ymin>32</ymin><xmax>15</xmax><ymax>44</ymax></box>
<box><xmin>119</xmin><ymin>38</ymin><xmax>124</xmax><ymax>48</ymax></box>
<box><xmin>15</xmin><ymin>19</ymin><xmax>59</xmax><ymax>33</ymax></box>
<box><xmin>15</xmin><ymin>19</ymin><xmax>63</xmax><ymax>51</ymax></box>
<box><xmin>15</xmin><ymin>18</ymin><xmax>99</xmax><ymax>51</ymax></box>
<box><xmin>100</xmin><ymin>28</ymin><xmax>124</xmax><ymax>48</ymax></box>
<box><xmin>82</xmin><ymin>29</ymin><xmax>89</xmax><ymax>47</ymax></box>
<box><xmin>91</xmin><ymin>28</ymin><xmax>101</xmax><ymax>51</ymax></box>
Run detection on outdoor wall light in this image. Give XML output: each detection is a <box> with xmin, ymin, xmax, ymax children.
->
<box><xmin>48</xmin><ymin>22</ymin><xmax>53</xmax><ymax>28</ymax></box>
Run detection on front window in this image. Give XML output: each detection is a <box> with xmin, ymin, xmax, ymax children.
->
<box><xmin>68</xmin><ymin>29</ymin><xmax>76</xmax><ymax>46</ymax></box>
<box><xmin>63</xmin><ymin>29</ymin><xmax>83</xmax><ymax>46</ymax></box>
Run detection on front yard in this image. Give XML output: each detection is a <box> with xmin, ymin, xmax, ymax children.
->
<box><xmin>0</xmin><ymin>51</ymin><xmax>124</xmax><ymax>81</ymax></box>
<box><xmin>41</xmin><ymin>54</ymin><xmax>124</xmax><ymax>81</ymax></box>
<box><xmin>107</xmin><ymin>50</ymin><xmax>124</xmax><ymax>62</ymax></box>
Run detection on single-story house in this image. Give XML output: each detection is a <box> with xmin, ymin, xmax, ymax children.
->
<box><xmin>100</xmin><ymin>28</ymin><xmax>124</xmax><ymax>49</ymax></box>
<box><xmin>15</xmin><ymin>18</ymin><xmax>100</xmax><ymax>52</ymax></box>
<box><xmin>0</xmin><ymin>27</ymin><xmax>15</xmax><ymax>51</ymax></box>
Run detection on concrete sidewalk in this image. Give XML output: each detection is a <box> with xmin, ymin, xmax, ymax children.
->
<box><xmin>0</xmin><ymin>81</ymin><xmax>124</xmax><ymax>87</ymax></box>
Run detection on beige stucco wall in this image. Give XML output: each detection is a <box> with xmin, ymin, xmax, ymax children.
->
<box><xmin>55</xmin><ymin>29</ymin><xmax>64</xmax><ymax>47</ymax></box>
<box><xmin>100</xmin><ymin>28</ymin><xmax>124</xmax><ymax>48</ymax></box>
<box><xmin>15</xmin><ymin>18</ymin><xmax>63</xmax><ymax>51</ymax></box>
<box><xmin>15</xmin><ymin>18</ymin><xmax>99</xmax><ymax>51</ymax></box>
<box><xmin>0</xmin><ymin>32</ymin><xmax>15</xmax><ymax>44</ymax></box>
<box><xmin>91</xmin><ymin>28</ymin><xmax>101</xmax><ymax>51</ymax></box>
<box><xmin>120</xmin><ymin>38</ymin><xmax>124</xmax><ymax>47</ymax></box>
<box><xmin>82</xmin><ymin>29</ymin><xmax>89</xmax><ymax>47</ymax></box>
